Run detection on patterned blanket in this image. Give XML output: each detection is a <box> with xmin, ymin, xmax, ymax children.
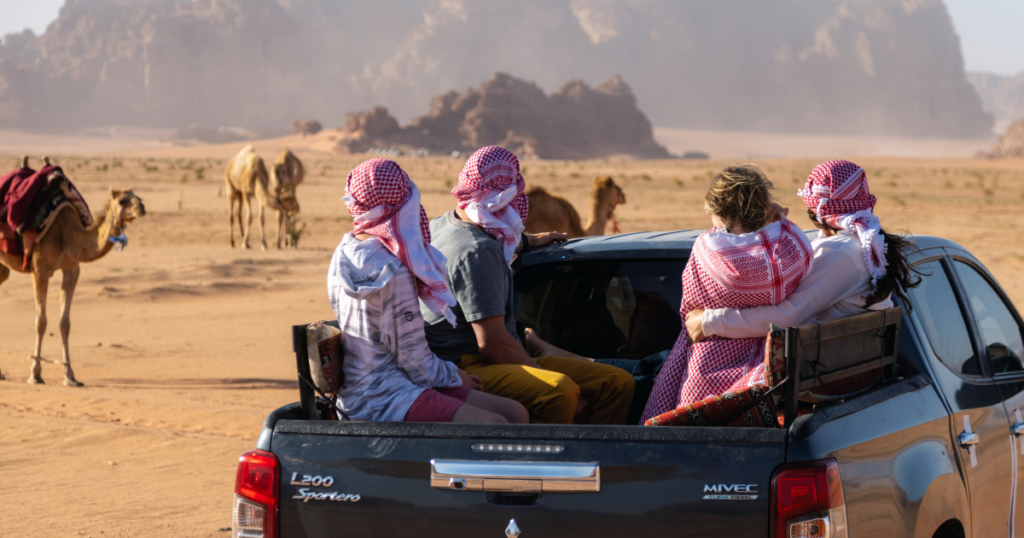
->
<box><xmin>0</xmin><ymin>166</ymin><xmax>92</xmax><ymax>257</ymax></box>
<box><xmin>640</xmin><ymin>218</ymin><xmax>812</xmax><ymax>423</ymax></box>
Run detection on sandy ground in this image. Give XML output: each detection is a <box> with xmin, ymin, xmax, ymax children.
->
<box><xmin>2</xmin><ymin>131</ymin><xmax>1024</xmax><ymax>537</ymax></box>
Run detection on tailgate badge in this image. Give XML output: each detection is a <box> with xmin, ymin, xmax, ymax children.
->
<box><xmin>702</xmin><ymin>484</ymin><xmax>758</xmax><ymax>500</ymax></box>
<box><xmin>505</xmin><ymin>519</ymin><xmax>521</xmax><ymax>538</ymax></box>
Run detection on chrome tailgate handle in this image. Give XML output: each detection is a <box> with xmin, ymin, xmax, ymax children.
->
<box><xmin>430</xmin><ymin>460</ymin><xmax>600</xmax><ymax>493</ymax></box>
<box><xmin>959</xmin><ymin>431</ymin><xmax>979</xmax><ymax>447</ymax></box>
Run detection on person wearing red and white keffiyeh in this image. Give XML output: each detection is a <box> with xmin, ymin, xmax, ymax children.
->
<box><xmin>639</xmin><ymin>186</ymin><xmax>814</xmax><ymax>423</ymax></box>
<box><xmin>421</xmin><ymin>146</ymin><xmax>635</xmax><ymax>424</ymax></box>
<box><xmin>450</xmin><ymin>145</ymin><xmax>532</xmax><ymax>263</ymax></box>
<box><xmin>328</xmin><ymin>158</ymin><xmax>528</xmax><ymax>424</ymax></box>
<box><xmin>689</xmin><ymin>159</ymin><xmax>919</xmax><ymax>345</ymax></box>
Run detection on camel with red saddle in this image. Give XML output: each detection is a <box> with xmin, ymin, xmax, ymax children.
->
<box><xmin>0</xmin><ymin>160</ymin><xmax>146</xmax><ymax>386</ymax></box>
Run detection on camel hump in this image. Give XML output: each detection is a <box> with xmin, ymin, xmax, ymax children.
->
<box><xmin>19</xmin><ymin>155</ymin><xmax>29</xmax><ymax>169</ymax></box>
<box><xmin>526</xmin><ymin>185</ymin><xmax>552</xmax><ymax>196</ymax></box>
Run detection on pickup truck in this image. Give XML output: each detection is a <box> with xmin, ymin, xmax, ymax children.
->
<box><xmin>231</xmin><ymin>230</ymin><xmax>1024</xmax><ymax>538</ymax></box>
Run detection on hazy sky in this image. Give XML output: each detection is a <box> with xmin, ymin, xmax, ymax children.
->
<box><xmin>0</xmin><ymin>0</ymin><xmax>1021</xmax><ymax>76</ymax></box>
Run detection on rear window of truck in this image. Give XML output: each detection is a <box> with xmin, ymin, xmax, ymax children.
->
<box><xmin>515</xmin><ymin>260</ymin><xmax>686</xmax><ymax>359</ymax></box>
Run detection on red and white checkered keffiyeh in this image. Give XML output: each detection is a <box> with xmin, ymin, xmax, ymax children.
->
<box><xmin>799</xmin><ymin>159</ymin><xmax>888</xmax><ymax>287</ymax></box>
<box><xmin>640</xmin><ymin>218</ymin><xmax>813</xmax><ymax>423</ymax></box>
<box><xmin>452</xmin><ymin>146</ymin><xmax>529</xmax><ymax>263</ymax></box>
<box><xmin>344</xmin><ymin>159</ymin><xmax>457</xmax><ymax>325</ymax></box>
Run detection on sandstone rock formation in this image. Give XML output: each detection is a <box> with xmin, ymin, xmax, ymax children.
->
<box><xmin>0</xmin><ymin>0</ymin><xmax>993</xmax><ymax>138</ymax></box>
<box><xmin>333</xmin><ymin>73</ymin><xmax>669</xmax><ymax>159</ymax></box>
<box><xmin>968</xmin><ymin>72</ymin><xmax>1024</xmax><ymax>133</ymax></box>
<box><xmin>988</xmin><ymin>119</ymin><xmax>1024</xmax><ymax>159</ymax></box>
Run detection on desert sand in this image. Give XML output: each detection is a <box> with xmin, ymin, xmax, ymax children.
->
<box><xmin>2</xmin><ymin>132</ymin><xmax>1024</xmax><ymax>537</ymax></box>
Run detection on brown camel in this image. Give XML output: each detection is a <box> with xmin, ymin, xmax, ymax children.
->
<box><xmin>268</xmin><ymin>148</ymin><xmax>304</xmax><ymax>249</ymax></box>
<box><xmin>225</xmin><ymin>145</ymin><xmax>292</xmax><ymax>250</ymax></box>
<box><xmin>0</xmin><ymin>187</ymin><xmax>146</xmax><ymax>386</ymax></box>
<box><xmin>525</xmin><ymin>176</ymin><xmax>626</xmax><ymax>238</ymax></box>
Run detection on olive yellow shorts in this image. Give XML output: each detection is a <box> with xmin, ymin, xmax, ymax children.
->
<box><xmin>458</xmin><ymin>354</ymin><xmax>635</xmax><ymax>425</ymax></box>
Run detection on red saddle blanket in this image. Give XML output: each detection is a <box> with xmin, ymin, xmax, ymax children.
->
<box><xmin>0</xmin><ymin>165</ymin><xmax>92</xmax><ymax>257</ymax></box>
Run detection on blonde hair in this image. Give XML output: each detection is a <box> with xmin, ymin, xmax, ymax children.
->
<box><xmin>704</xmin><ymin>164</ymin><xmax>774</xmax><ymax>232</ymax></box>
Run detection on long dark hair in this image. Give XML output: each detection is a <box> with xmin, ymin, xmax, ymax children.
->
<box><xmin>807</xmin><ymin>209</ymin><xmax>921</xmax><ymax>311</ymax></box>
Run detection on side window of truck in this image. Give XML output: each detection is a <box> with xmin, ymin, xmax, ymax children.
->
<box><xmin>907</xmin><ymin>259</ymin><xmax>982</xmax><ymax>378</ymax></box>
<box><xmin>953</xmin><ymin>260</ymin><xmax>1024</xmax><ymax>374</ymax></box>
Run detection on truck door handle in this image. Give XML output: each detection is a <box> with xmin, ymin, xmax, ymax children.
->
<box><xmin>1013</xmin><ymin>423</ymin><xmax>1024</xmax><ymax>437</ymax></box>
<box><xmin>959</xmin><ymin>431</ymin><xmax>980</xmax><ymax>447</ymax></box>
<box><xmin>430</xmin><ymin>459</ymin><xmax>600</xmax><ymax>493</ymax></box>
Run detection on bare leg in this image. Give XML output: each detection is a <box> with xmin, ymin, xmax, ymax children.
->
<box><xmin>59</xmin><ymin>264</ymin><xmax>82</xmax><ymax>386</ymax></box>
<box><xmin>451</xmin><ymin>403</ymin><xmax>508</xmax><ymax>424</ymax></box>
<box><xmin>241</xmin><ymin>194</ymin><xmax>252</xmax><ymax>249</ymax></box>
<box><xmin>29</xmin><ymin>269</ymin><xmax>51</xmax><ymax>384</ymax></box>
<box><xmin>524</xmin><ymin>328</ymin><xmax>592</xmax><ymax>361</ymax></box>
<box><xmin>462</xmin><ymin>390</ymin><xmax>530</xmax><ymax>423</ymax></box>
<box><xmin>257</xmin><ymin>203</ymin><xmax>268</xmax><ymax>251</ymax></box>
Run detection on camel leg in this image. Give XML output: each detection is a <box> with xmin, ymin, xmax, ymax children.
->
<box><xmin>257</xmin><ymin>203</ymin><xmax>268</xmax><ymax>251</ymax></box>
<box><xmin>241</xmin><ymin>194</ymin><xmax>253</xmax><ymax>250</ymax></box>
<box><xmin>29</xmin><ymin>269</ymin><xmax>52</xmax><ymax>384</ymax></box>
<box><xmin>275</xmin><ymin>209</ymin><xmax>285</xmax><ymax>249</ymax></box>
<box><xmin>59</xmin><ymin>264</ymin><xmax>82</xmax><ymax>387</ymax></box>
<box><xmin>0</xmin><ymin>263</ymin><xmax>8</xmax><ymax>287</ymax></box>
<box><xmin>228</xmin><ymin>192</ymin><xmax>237</xmax><ymax>248</ymax></box>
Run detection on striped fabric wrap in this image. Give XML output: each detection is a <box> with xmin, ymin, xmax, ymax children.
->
<box><xmin>640</xmin><ymin>218</ymin><xmax>813</xmax><ymax>424</ymax></box>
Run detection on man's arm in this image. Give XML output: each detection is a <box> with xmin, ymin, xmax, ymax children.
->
<box><xmin>515</xmin><ymin>231</ymin><xmax>568</xmax><ymax>255</ymax></box>
<box><xmin>471</xmin><ymin>315</ymin><xmax>537</xmax><ymax>367</ymax></box>
<box><xmin>699</xmin><ymin>247</ymin><xmax>865</xmax><ymax>339</ymax></box>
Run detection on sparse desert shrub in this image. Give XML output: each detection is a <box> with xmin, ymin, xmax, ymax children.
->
<box><xmin>144</xmin><ymin>164</ymin><xmax>159</xmax><ymax>172</ymax></box>
<box><xmin>111</xmin><ymin>158</ymin><xmax>123</xmax><ymax>168</ymax></box>
<box><xmin>96</xmin><ymin>163</ymin><xmax>109</xmax><ymax>172</ymax></box>
<box><xmin>194</xmin><ymin>166</ymin><xmax>205</xmax><ymax>180</ymax></box>
<box><xmin>640</xmin><ymin>173</ymin><xmax>652</xmax><ymax>181</ymax></box>
<box><xmin>944</xmin><ymin>180</ymin><xmax>953</xmax><ymax>188</ymax></box>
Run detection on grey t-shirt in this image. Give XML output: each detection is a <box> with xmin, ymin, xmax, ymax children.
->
<box><xmin>421</xmin><ymin>211</ymin><xmax>520</xmax><ymax>362</ymax></box>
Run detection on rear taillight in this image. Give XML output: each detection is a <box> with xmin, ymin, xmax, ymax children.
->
<box><xmin>771</xmin><ymin>459</ymin><xmax>848</xmax><ymax>538</ymax></box>
<box><xmin>233</xmin><ymin>450</ymin><xmax>280</xmax><ymax>538</ymax></box>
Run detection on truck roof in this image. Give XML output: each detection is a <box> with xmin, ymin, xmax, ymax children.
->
<box><xmin>517</xmin><ymin>229</ymin><xmax>961</xmax><ymax>267</ymax></box>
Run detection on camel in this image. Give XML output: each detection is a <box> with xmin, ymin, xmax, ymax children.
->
<box><xmin>225</xmin><ymin>145</ymin><xmax>295</xmax><ymax>250</ymax></box>
<box><xmin>0</xmin><ymin>185</ymin><xmax>146</xmax><ymax>386</ymax></box>
<box><xmin>269</xmin><ymin>148</ymin><xmax>304</xmax><ymax>249</ymax></box>
<box><xmin>524</xmin><ymin>176</ymin><xmax>626</xmax><ymax>238</ymax></box>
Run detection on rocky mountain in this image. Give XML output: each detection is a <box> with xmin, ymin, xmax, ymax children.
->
<box><xmin>968</xmin><ymin>72</ymin><xmax>1024</xmax><ymax>133</ymax></box>
<box><xmin>333</xmin><ymin>73</ymin><xmax>669</xmax><ymax>159</ymax></box>
<box><xmin>0</xmin><ymin>0</ymin><xmax>993</xmax><ymax>138</ymax></box>
<box><xmin>987</xmin><ymin>119</ymin><xmax>1024</xmax><ymax>159</ymax></box>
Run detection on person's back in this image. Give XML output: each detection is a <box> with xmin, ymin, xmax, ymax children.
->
<box><xmin>420</xmin><ymin>145</ymin><xmax>635</xmax><ymax>425</ymax></box>
<box><xmin>421</xmin><ymin>210</ymin><xmax>518</xmax><ymax>361</ymax></box>
<box><xmin>640</xmin><ymin>165</ymin><xmax>814</xmax><ymax>423</ymax></box>
<box><xmin>695</xmin><ymin>160</ymin><xmax>918</xmax><ymax>341</ymax></box>
<box><xmin>329</xmin><ymin>158</ymin><xmax>528</xmax><ymax>425</ymax></box>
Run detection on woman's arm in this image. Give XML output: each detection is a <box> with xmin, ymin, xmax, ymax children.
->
<box><xmin>702</xmin><ymin>248</ymin><xmax>863</xmax><ymax>339</ymax></box>
<box><xmin>389</xmin><ymin>270</ymin><xmax>462</xmax><ymax>388</ymax></box>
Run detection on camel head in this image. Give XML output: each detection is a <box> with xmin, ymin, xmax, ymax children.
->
<box><xmin>109</xmin><ymin>188</ymin><xmax>146</xmax><ymax>225</ymax></box>
<box><xmin>271</xmin><ymin>165</ymin><xmax>301</xmax><ymax>214</ymax></box>
<box><xmin>592</xmin><ymin>176</ymin><xmax>626</xmax><ymax>209</ymax></box>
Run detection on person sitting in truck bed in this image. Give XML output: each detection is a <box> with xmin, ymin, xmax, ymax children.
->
<box><xmin>419</xmin><ymin>145</ymin><xmax>635</xmax><ymax>425</ymax></box>
<box><xmin>328</xmin><ymin>158</ymin><xmax>529</xmax><ymax>424</ymax></box>
<box><xmin>684</xmin><ymin>159</ymin><xmax>920</xmax><ymax>346</ymax></box>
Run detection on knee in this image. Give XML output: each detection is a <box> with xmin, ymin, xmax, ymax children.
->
<box><xmin>611</xmin><ymin>368</ymin><xmax>636</xmax><ymax>393</ymax></box>
<box><xmin>507</xmin><ymin>401</ymin><xmax>530</xmax><ymax>424</ymax></box>
<box><xmin>479</xmin><ymin>411</ymin><xmax>509</xmax><ymax>424</ymax></box>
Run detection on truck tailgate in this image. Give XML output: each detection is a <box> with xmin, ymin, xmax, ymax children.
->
<box><xmin>272</xmin><ymin>421</ymin><xmax>785</xmax><ymax>538</ymax></box>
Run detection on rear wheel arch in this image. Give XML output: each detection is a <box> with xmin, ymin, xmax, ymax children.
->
<box><xmin>932</xmin><ymin>519</ymin><xmax>965</xmax><ymax>538</ymax></box>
